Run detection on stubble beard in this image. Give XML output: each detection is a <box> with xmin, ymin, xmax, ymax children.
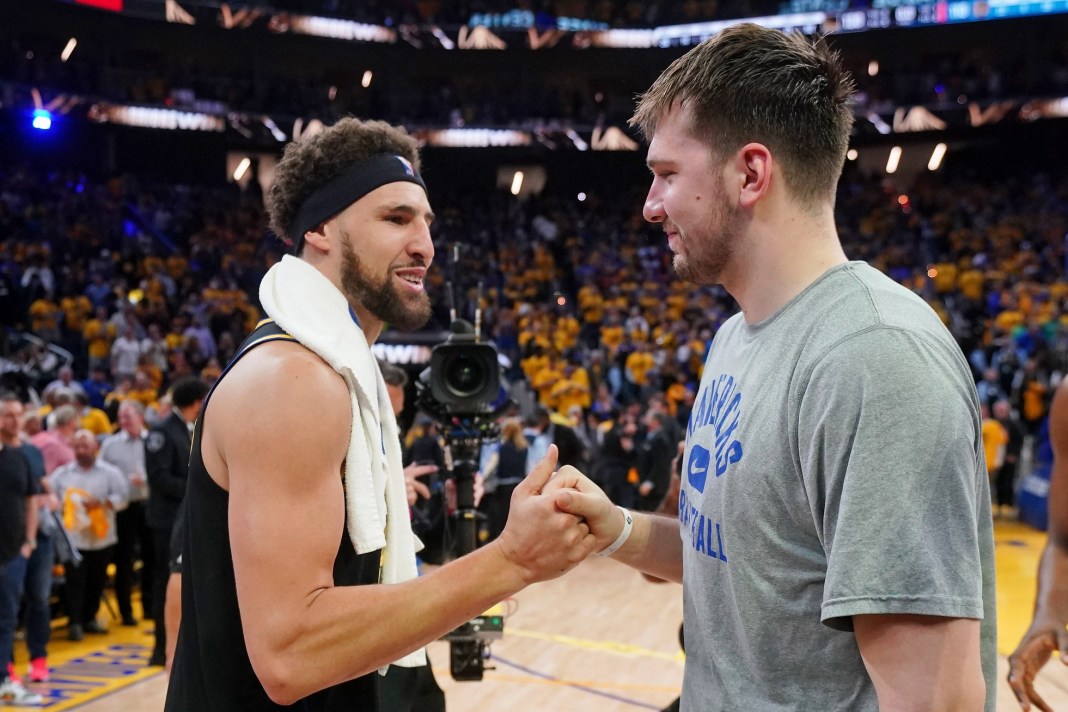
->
<box><xmin>339</xmin><ymin>234</ymin><xmax>432</xmax><ymax>332</ymax></box>
<box><xmin>672</xmin><ymin>195</ymin><xmax>739</xmax><ymax>287</ymax></box>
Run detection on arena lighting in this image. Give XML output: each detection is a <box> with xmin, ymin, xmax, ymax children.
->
<box><xmin>928</xmin><ymin>142</ymin><xmax>948</xmax><ymax>170</ymax></box>
<box><xmin>422</xmin><ymin>128</ymin><xmax>531</xmax><ymax>147</ymax></box>
<box><xmin>262</xmin><ymin>116</ymin><xmax>287</xmax><ymax>142</ymax></box>
<box><xmin>565</xmin><ymin>128</ymin><xmax>588</xmax><ymax>151</ymax></box>
<box><xmin>846</xmin><ymin>148</ymin><xmax>858</xmax><ymax>161</ymax></box>
<box><xmin>233</xmin><ymin>157</ymin><xmax>251</xmax><ymax>181</ymax></box>
<box><xmin>577</xmin><ymin>192</ymin><xmax>587</xmax><ymax>202</ymax></box>
<box><xmin>510</xmin><ymin>171</ymin><xmax>524</xmax><ymax>195</ymax></box>
<box><xmin>886</xmin><ymin>146</ymin><xmax>902</xmax><ymax>174</ymax></box>
<box><xmin>61</xmin><ymin>38</ymin><xmax>78</xmax><ymax>62</ymax></box>
<box><xmin>430</xmin><ymin>27</ymin><xmax>455</xmax><ymax>49</ymax></box>
<box><xmin>31</xmin><ymin>109</ymin><xmax>52</xmax><ymax>130</ymax></box>
<box><xmin>362</xmin><ymin>71</ymin><xmax>373</xmax><ymax>88</ymax></box>
<box><xmin>868</xmin><ymin>60</ymin><xmax>879</xmax><ymax>77</ymax></box>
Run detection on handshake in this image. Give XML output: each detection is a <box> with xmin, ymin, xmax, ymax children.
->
<box><xmin>492</xmin><ymin>445</ymin><xmax>632</xmax><ymax>585</ymax></box>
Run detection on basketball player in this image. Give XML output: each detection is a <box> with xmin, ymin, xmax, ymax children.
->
<box><xmin>553</xmin><ymin>24</ymin><xmax>995</xmax><ymax>711</ymax></box>
<box><xmin>165</xmin><ymin>118</ymin><xmax>595</xmax><ymax>711</ymax></box>
<box><xmin>1007</xmin><ymin>378</ymin><xmax>1068</xmax><ymax>711</ymax></box>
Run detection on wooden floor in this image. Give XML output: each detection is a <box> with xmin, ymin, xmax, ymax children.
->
<box><xmin>17</xmin><ymin>519</ymin><xmax>1068</xmax><ymax>711</ymax></box>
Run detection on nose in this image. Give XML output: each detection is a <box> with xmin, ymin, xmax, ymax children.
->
<box><xmin>409</xmin><ymin>221</ymin><xmax>435</xmax><ymax>266</ymax></box>
<box><xmin>643</xmin><ymin>184</ymin><xmax>665</xmax><ymax>224</ymax></box>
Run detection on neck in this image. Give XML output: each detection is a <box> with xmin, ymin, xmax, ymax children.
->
<box><xmin>0</xmin><ymin>434</ymin><xmax>18</xmax><ymax>448</ymax></box>
<box><xmin>725</xmin><ymin>203</ymin><xmax>846</xmax><ymax>325</ymax></box>
<box><xmin>350</xmin><ymin>304</ymin><xmax>382</xmax><ymax>344</ymax></box>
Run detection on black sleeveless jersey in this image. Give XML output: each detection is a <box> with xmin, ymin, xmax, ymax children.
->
<box><xmin>164</xmin><ymin>319</ymin><xmax>419</xmax><ymax>712</ymax></box>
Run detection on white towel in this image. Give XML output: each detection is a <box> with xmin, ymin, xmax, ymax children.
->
<box><xmin>259</xmin><ymin>254</ymin><xmax>426</xmax><ymax>672</ymax></box>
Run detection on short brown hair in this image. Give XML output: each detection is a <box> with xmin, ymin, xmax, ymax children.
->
<box><xmin>268</xmin><ymin>118</ymin><xmax>422</xmax><ymax>245</ymax></box>
<box><xmin>630</xmin><ymin>23</ymin><xmax>854</xmax><ymax>208</ymax></box>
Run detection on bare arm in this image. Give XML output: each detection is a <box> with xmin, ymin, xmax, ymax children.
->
<box><xmin>855</xmin><ymin>614</ymin><xmax>984</xmax><ymax>711</ymax></box>
<box><xmin>552</xmin><ymin>465</ymin><xmax>684</xmax><ymax>583</ymax></box>
<box><xmin>21</xmin><ymin>495</ymin><xmax>39</xmax><ymax>558</ymax></box>
<box><xmin>212</xmin><ymin>345</ymin><xmax>593</xmax><ymax>705</ymax></box>
<box><xmin>1008</xmin><ymin>381</ymin><xmax>1068</xmax><ymax>711</ymax></box>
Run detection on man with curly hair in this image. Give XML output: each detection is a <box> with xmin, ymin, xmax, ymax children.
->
<box><xmin>165</xmin><ymin>118</ymin><xmax>596</xmax><ymax>711</ymax></box>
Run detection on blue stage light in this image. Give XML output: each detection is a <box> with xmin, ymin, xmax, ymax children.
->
<box><xmin>31</xmin><ymin>109</ymin><xmax>52</xmax><ymax>130</ymax></box>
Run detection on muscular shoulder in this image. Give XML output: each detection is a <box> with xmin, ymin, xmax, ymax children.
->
<box><xmin>206</xmin><ymin>340</ymin><xmax>350</xmax><ymax>462</ymax></box>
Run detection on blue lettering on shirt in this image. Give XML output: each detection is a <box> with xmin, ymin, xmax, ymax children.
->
<box><xmin>686</xmin><ymin>373</ymin><xmax>744</xmax><ymax>491</ymax></box>
<box><xmin>679</xmin><ymin>489</ymin><xmax>728</xmax><ymax>564</ymax></box>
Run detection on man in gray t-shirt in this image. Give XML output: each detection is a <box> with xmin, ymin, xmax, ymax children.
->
<box><xmin>552</xmin><ymin>23</ymin><xmax>995</xmax><ymax>712</ymax></box>
<box><xmin>677</xmin><ymin>262</ymin><xmax>995</xmax><ymax>710</ymax></box>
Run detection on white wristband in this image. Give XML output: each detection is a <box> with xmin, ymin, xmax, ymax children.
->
<box><xmin>596</xmin><ymin>506</ymin><xmax>634</xmax><ymax>558</ymax></box>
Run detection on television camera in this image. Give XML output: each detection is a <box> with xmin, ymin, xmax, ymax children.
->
<box><xmin>415</xmin><ymin>299</ymin><xmax>510</xmax><ymax>682</ymax></box>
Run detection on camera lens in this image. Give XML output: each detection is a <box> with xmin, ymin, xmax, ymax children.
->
<box><xmin>445</xmin><ymin>353</ymin><xmax>486</xmax><ymax>397</ymax></box>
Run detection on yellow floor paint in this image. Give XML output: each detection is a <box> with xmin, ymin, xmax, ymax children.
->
<box><xmin>994</xmin><ymin>519</ymin><xmax>1049</xmax><ymax>657</ymax></box>
<box><xmin>10</xmin><ymin>595</ymin><xmax>164</xmax><ymax>710</ymax></box>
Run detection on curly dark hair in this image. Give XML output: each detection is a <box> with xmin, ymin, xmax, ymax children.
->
<box><xmin>267</xmin><ymin>118</ymin><xmax>421</xmax><ymax>245</ymax></box>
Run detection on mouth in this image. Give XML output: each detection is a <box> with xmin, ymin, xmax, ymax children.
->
<box><xmin>394</xmin><ymin>268</ymin><xmax>426</xmax><ymax>293</ymax></box>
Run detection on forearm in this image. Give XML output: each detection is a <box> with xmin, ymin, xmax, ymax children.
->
<box><xmin>249</xmin><ymin>542</ymin><xmax>527</xmax><ymax>703</ymax></box>
<box><xmin>608</xmin><ymin>511</ymin><xmax>683</xmax><ymax>583</ymax></box>
<box><xmin>25</xmin><ymin>500</ymin><xmax>39</xmax><ymax>542</ymax></box>
<box><xmin>1030</xmin><ymin>540</ymin><xmax>1068</xmax><ymax>628</ymax></box>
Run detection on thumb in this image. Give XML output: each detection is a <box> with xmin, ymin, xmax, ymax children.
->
<box><xmin>515</xmin><ymin>444</ymin><xmax>558</xmax><ymax>496</ymax></box>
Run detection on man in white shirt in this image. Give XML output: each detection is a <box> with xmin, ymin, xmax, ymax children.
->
<box><xmin>100</xmin><ymin>401</ymin><xmax>153</xmax><ymax>626</ymax></box>
<box><xmin>50</xmin><ymin>430</ymin><xmax>128</xmax><ymax>641</ymax></box>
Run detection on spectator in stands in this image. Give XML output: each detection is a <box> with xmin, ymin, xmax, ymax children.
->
<box><xmin>145</xmin><ymin>376</ymin><xmax>208</xmax><ymax>667</ymax></box>
<box><xmin>0</xmin><ymin>395</ymin><xmax>41</xmax><ymax>706</ymax></box>
<box><xmin>75</xmin><ymin>391</ymin><xmax>112</xmax><ymax>438</ymax></box>
<box><xmin>99</xmin><ymin>400</ymin><xmax>154</xmax><ymax>627</ymax></box>
<box><xmin>111</xmin><ymin>325</ymin><xmax>143</xmax><ymax>379</ymax></box>
<box><xmin>0</xmin><ymin>395</ymin><xmax>52</xmax><ymax>688</ymax></box>
<box><xmin>49</xmin><ymin>429</ymin><xmax>128</xmax><ymax>641</ymax></box>
<box><xmin>42</xmin><ymin>366</ymin><xmax>87</xmax><ymax>402</ymax></box>
<box><xmin>994</xmin><ymin>399</ymin><xmax>1025</xmax><ymax>518</ymax></box>
<box><xmin>30</xmin><ymin>404</ymin><xmax>78</xmax><ymax>476</ymax></box>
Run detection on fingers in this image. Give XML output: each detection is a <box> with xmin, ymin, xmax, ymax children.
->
<box><xmin>410</xmin><ymin>479</ymin><xmax>431</xmax><ymax>500</ymax></box>
<box><xmin>543</xmin><ymin>464</ymin><xmax>587</xmax><ymax>493</ymax></box>
<box><xmin>514</xmin><ymin>444</ymin><xmax>558</xmax><ymax>495</ymax></box>
<box><xmin>1007</xmin><ymin>661</ymin><xmax>1034</xmax><ymax>711</ymax></box>
<box><xmin>556</xmin><ymin>486</ymin><xmax>611</xmax><ymax>518</ymax></box>
<box><xmin>1008</xmin><ymin>646</ymin><xmax>1051</xmax><ymax>712</ymax></box>
<box><xmin>404</xmin><ymin>463</ymin><xmax>438</xmax><ymax>480</ymax></box>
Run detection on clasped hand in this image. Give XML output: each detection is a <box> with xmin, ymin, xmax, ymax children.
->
<box><xmin>495</xmin><ymin>447</ymin><xmax>627</xmax><ymax>584</ymax></box>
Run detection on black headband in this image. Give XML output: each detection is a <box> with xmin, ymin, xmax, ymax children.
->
<box><xmin>289</xmin><ymin>153</ymin><xmax>427</xmax><ymax>252</ymax></box>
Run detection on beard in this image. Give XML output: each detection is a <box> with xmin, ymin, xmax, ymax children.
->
<box><xmin>671</xmin><ymin>190</ymin><xmax>739</xmax><ymax>287</ymax></box>
<box><xmin>339</xmin><ymin>233</ymin><xmax>431</xmax><ymax>332</ymax></box>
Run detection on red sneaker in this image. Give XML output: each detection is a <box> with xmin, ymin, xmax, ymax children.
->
<box><xmin>29</xmin><ymin>657</ymin><xmax>49</xmax><ymax>683</ymax></box>
<box><xmin>4</xmin><ymin>662</ymin><xmax>21</xmax><ymax>685</ymax></box>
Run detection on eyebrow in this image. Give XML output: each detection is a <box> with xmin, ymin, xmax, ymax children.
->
<box><xmin>377</xmin><ymin>202</ymin><xmax>436</xmax><ymax>224</ymax></box>
<box><xmin>646</xmin><ymin>158</ymin><xmax>676</xmax><ymax>171</ymax></box>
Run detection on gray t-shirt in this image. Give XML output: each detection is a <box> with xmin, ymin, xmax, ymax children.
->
<box><xmin>679</xmin><ymin>261</ymin><xmax>996</xmax><ymax>711</ymax></box>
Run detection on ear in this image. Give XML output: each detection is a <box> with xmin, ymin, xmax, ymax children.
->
<box><xmin>301</xmin><ymin>223</ymin><xmax>330</xmax><ymax>253</ymax></box>
<box><xmin>729</xmin><ymin>143</ymin><xmax>773</xmax><ymax>210</ymax></box>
